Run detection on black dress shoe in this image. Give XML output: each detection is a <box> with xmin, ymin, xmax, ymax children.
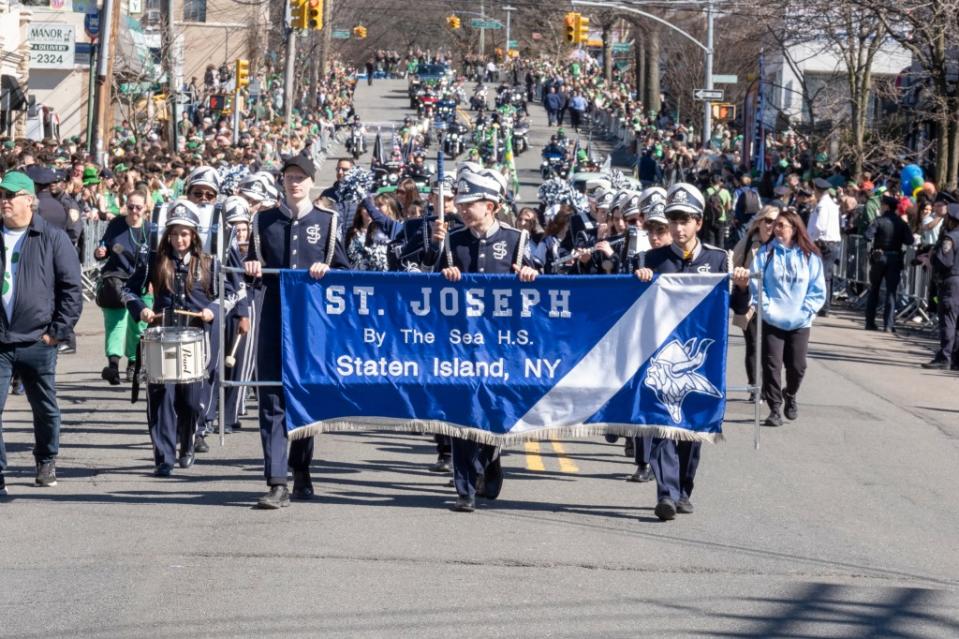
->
<box><xmin>291</xmin><ymin>470</ymin><xmax>314</xmax><ymax>500</ymax></box>
<box><xmin>783</xmin><ymin>394</ymin><xmax>798</xmax><ymax>421</ymax></box>
<box><xmin>451</xmin><ymin>496</ymin><xmax>475</xmax><ymax>512</ymax></box>
<box><xmin>864</xmin><ymin>323</ymin><xmax>879</xmax><ymax>331</ymax></box>
<box><xmin>654</xmin><ymin>498</ymin><xmax>677</xmax><ymax>521</ymax></box>
<box><xmin>627</xmin><ymin>463</ymin><xmax>654</xmax><ymax>483</ymax></box>
<box><xmin>481</xmin><ymin>457</ymin><xmax>503</xmax><ymax>500</ymax></box>
<box><xmin>429</xmin><ymin>455</ymin><xmax>452</xmax><ymax>473</ymax></box>
<box><xmin>676</xmin><ymin>497</ymin><xmax>694</xmax><ymax>514</ymax></box>
<box><xmin>178</xmin><ymin>452</ymin><xmax>195</xmax><ymax>469</ymax></box>
<box><xmin>194</xmin><ymin>437</ymin><xmax>209</xmax><ymax>453</ymax></box>
<box><xmin>153</xmin><ymin>463</ymin><xmax>174</xmax><ymax>477</ymax></box>
<box><xmin>922</xmin><ymin>358</ymin><xmax>949</xmax><ymax>370</ymax></box>
<box><xmin>764</xmin><ymin>411</ymin><xmax>783</xmax><ymax>427</ymax></box>
<box><xmin>101</xmin><ymin>366</ymin><xmax>121</xmax><ymax>385</ymax></box>
<box><xmin>256</xmin><ymin>485</ymin><xmax>290</xmax><ymax>509</ymax></box>
<box><xmin>604</xmin><ymin>434</ymin><xmax>619</xmax><ymax>444</ymax></box>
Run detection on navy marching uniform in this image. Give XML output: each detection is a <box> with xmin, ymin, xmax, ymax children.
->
<box><xmin>221</xmin><ymin>196</ymin><xmax>256</xmax><ymax>432</ymax></box>
<box><xmin>122</xmin><ymin>200</ymin><xmax>241</xmax><ymax>476</ymax></box>
<box><xmin>245</xmin><ymin>155</ymin><xmax>350</xmax><ymax>508</ymax></box>
<box><xmin>639</xmin><ymin>183</ymin><xmax>749</xmax><ymax>521</ymax></box>
<box><xmin>433</xmin><ymin>165</ymin><xmax>535</xmax><ymax>511</ymax></box>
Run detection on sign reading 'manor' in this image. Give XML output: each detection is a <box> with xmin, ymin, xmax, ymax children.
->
<box><xmin>29</xmin><ymin>23</ymin><xmax>75</xmax><ymax>69</ymax></box>
<box><xmin>279</xmin><ymin>271</ymin><xmax>731</xmax><ymax>444</ymax></box>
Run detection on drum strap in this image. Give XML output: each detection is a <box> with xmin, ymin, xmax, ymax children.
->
<box><xmin>515</xmin><ymin>229</ymin><xmax>529</xmax><ymax>271</ymax></box>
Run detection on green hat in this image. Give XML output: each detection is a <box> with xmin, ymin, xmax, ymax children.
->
<box><xmin>82</xmin><ymin>166</ymin><xmax>100</xmax><ymax>186</ymax></box>
<box><xmin>114</xmin><ymin>163</ymin><xmax>128</xmax><ymax>173</ymax></box>
<box><xmin>0</xmin><ymin>171</ymin><xmax>36</xmax><ymax>196</ymax></box>
<box><xmin>2</xmin><ymin>140</ymin><xmax>14</xmax><ymax>149</ymax></box>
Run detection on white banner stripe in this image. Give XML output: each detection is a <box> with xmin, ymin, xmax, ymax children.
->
<box><xmin>510</xmin><ymin>275</ymin><xmax>721</xmax><ymax>432</ymax></box>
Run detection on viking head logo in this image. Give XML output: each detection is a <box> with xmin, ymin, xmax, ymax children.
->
<box><xmin>644</xmin><ymin>338</ymin><xmax>721</xmax><ymax>424</ymax></box>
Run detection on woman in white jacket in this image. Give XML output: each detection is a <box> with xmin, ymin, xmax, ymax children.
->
<box><xmin>750</xmin><ymin>208</ymin><xmax>827</xmax><ymax>427</ymax></box>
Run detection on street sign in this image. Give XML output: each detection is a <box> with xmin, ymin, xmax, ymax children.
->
<box><xmin>470</xmin><ymin>18</ymin><xmax>502</xmax><ymax>29</ymax></box>
<box><xmin>28</xmin><ymin>23</ymin><xmax>75</xmax><ymax>69</ymax></box>
<box><xmin>508</xmin><ymin>39</ymin><xmax>517</xmax><ymax>49</ymax></box>
<box><xmin>693</xmin><ymin>88</ymin><xmax>724</xmax><ymax>101</ymax></box>
<box><xmin>332</xmin><ymin>29</ymin><xmax>350</xmax><ymax>39</ymax></box>
<box><xmin>84</xmin><ymin>10</ymin><xmax>100</xmax><ymax>39</ymax></box>
<box><xmin>712</xmin><ymin>74</ymin><xmax>738</xmax><ymax>84</ymax></box>
<box><xmin>612</xmin><ymin>43</ymin><xmax>632</xmax><ymax>53</ymax></box>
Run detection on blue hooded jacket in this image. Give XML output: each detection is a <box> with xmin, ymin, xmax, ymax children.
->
<box><xmin>750</xmin><ymin>239</ymin><xmax>826</xmax><ymax>330</ymax></box>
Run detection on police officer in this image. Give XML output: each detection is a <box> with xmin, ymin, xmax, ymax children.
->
<box><xmin>244</xmin><ymin>153</ymin><xmax>350</xmax><ymax>509</ymax></box>
<box><xmin>923</xmin><ymin>203</ymin><xmax>959</xmax><ymax>370</ymax></box>
<box><xmin>864</xmin><ymin>194</ymin><xmax>914</xmax><ymax>332</ymax></box>
<box><xmin>634</xmin><ymin>183</ymin><xmax>750</xmax><ymax>521</ymax></box>
<box><xmin>433</xmin><ymin>164</ymin><xmax>539</xmax><ymax>513</ymax></box>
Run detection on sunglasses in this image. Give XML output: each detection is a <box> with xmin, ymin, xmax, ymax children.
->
<box><xmin>0</xmin><ymin>190</ymin><xmax>26</xmax><ymax>201</ymax></box>
<box><xmin>190</xmin><ymin>189</ymin><xmax>217</xmax><ymax>202</ymax></box>
<box><xmin>761</xmin><ymin>218</ymin><xmax>775</xmax><ymax>225</ymax></box>
<box><xmin>645</xmin><ymin>225</ymin><xmax>670</xmax><ymax>235</ymax></box>
<box><xmin>127</xmin><ymin>203</ymin><xmax>145</xmax><ymax>211</ymax></box>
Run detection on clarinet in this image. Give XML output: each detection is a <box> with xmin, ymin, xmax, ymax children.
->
<box><xmin>548</xmin><ymin>235</ymin><xmax>627</xmax><ymax>270</ymax></box>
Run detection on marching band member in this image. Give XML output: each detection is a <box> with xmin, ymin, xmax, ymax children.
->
<box><xmin>244</xmin><ymin>153</ymin><xmax>350</xmax><ymax>510</ymax></box>
<box><xmin>123</xmin><ymin>200</ymin><xmax>240</xmax><ymax>477</ymax></box>
<box><xmin>237</xmin><ymin>172</ymin><xmax>280</xmax><ymax>215</ymax></box>
<box><xmin>432</xmin><ymin>164</ymin><xmax>539</xmax><ymax>513</ymax></box>
<box><xmin>221</xmin><ymin>196</ymin><xmax>254</xmax><ymax>433</ymax></box>
<box><xmin>633</xmin><ymin>183</ymin><xmax>750</xmax><ymax>521</ymax></box>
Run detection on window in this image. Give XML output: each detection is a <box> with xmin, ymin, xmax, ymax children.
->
<box><xmin>183</xmin><ymin>0</ymin><xmax>206</xmax><ymax>22</ymax></box>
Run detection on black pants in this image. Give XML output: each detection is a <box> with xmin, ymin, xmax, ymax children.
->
<box><xmin>865</xmin><ymin>253</ymin><xmax>903</xmax><ymax>329</ymax></box>
<box><xmin>451</xmin><ymin>438</ymin><xmax>496</xmax><ymax>499</ymax></box>
<box><xmin>761</xmin><ymin>322</ymin><xmax>810</xmax><ymax>413</ymax></box>
<box><xmin>434</xmin><ymin>434</ymin><xmax>451</xmax><ymax>458</ymax></box>
<box><xmin>147</xmin><ymin>381</ymin><xmax>203</xmax><ymax>468</ymax></box>
<box><xmin>819</xmin><ymin>241</ymin><xmax>841</xmax><ymax>313</ymax></box>
<box><xmin>742</xmin><ymin>312</ymin><xmax>759</xmax><ymax>387</ymax></box>
<box><xmin>936</xmin><ymin>277</ymin><xmax>959</xmax><ymax>364</ymax></box>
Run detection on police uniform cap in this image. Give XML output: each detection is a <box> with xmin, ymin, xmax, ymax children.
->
<box><xmin>812</xmin><ymin>177</ymin><xmax>832</xmax><ymax>191</ymax></box>
<box><xmin>24</xmin><ymin>165</ymin><xmax>57</xmax><ymax>186</ymax></box>
<box><xmin>664</xmin><ymin>182</ymin><xmax>705</xmax><ymax>218</ymax></box>
<box><xmin>934</xmin><ymin>190</ymin><xmax>958</xmax><ymax>205</ymax></box>
<box><xmin>947</xmin><ymin>203</ymin><xmax>959</xmax><ymax>222</ymax></box>
<box><xmin>165</xmin><ymin>199</ymin><xmax>202</xmax><ymax>229</ymax></box>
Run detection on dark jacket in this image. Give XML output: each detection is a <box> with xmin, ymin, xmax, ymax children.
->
<box><xmin>36</xmin><ymin>190</ymin><xmax>75</xmax><ymax>242</ymax></box>
<box><xmin>642</xmin><ymin>242</ymin><xmax>749</xmax><ymax>315</ymax></box>
<box><xmin>544</xmin><ymin>92</ymin><xmax>564</xmax><ymax>113</ymax></box>
<box><xmin>0</xmin><ymin>212</ymin><xmax>83</xmax><ymax>343</ymax></box>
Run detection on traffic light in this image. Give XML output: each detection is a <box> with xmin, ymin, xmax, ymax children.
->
<box><xmin>564</xmin><ymin>12</ymin><xmax>578</xmax><ymax>44</ymax></box>
<box><xmin>353</xmin><ymin>24</ymin><xmax>367</xmax><ymax>39</ymax></box>
<box><xmin>575</xmin><ymin>14</ymin><xmax>589</xmax><ymax>44</ymax></box>
<box><xmin>235</xmin><ymin>59</ymin><xmax>250</xmax><ymax>90</ymax></box>
<box><xmin>447</xmin><ymin>15</ymin><xmax>461</xmax><ymax>29</ymax></box>
<box><xmin>306</xmin><ymin>0</ymin><xmax>322</xmax><ymax>30</ymax></box>
<box><xmin>290</xmin><ymin>0</ymin><xmax>307</xmax><ymax>30</ymax></box>
<box><xmin>711</xmin><ymin>103</ymin><xmax>736</xmax><ymax>121</ymax></box>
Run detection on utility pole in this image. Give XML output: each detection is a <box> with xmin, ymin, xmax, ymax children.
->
<box><xmin>703</xmin><ymin>0</ymin><xmax>714</xmax><ymax>147</ymax></box>
<box><xmin>504</xmin><ymin>5</ymin><xmax>515</xmax><ymax>55</ymax></box>
<box><xmin>164</xmin><ymin>0</ymin><xmax>178</xmax><ymax>151</ymax></box>
<box><xmin>94</xmin><ymin>0</ymin><xmax>119</xmax><ymax>164</ymax></box>
<box><xmin>284</xmin><ymin>30</ymin><xmax>296</xmax><ymax>126</ymax></box>
<box><xmin>479</xmin><ymin>0</ymin><xmax>485</xmax><ymax>56</ymax></box>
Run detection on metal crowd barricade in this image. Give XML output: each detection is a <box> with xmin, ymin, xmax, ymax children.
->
<box><xmin>80</xmin><ymin>217</ymin><xmax>111</xmax><ymax>301</ymax></box>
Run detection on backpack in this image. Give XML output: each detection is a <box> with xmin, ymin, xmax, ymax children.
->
<box><xmin>704</xmin><ymin>190</ymin><xmax>726</xmax><ymax>228</ymax></box>
<box><xmin>741</xmin><ymin>189</ymin><xmax>760</xmax><ymax>217</ymax></box>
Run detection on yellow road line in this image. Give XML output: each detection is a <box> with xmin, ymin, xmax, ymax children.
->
<box><xmin>524</xmin><ymin>441</ymin><xmax>545</xmax><ymax>471</ymax></box>
<box><xmin>550</xmin><ymin>441</ymin><xmax>580</xmax><ymax>473</ymax></box>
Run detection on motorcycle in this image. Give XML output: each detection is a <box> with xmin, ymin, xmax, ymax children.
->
<box><xmin>443</xmin><ymin>122</ymin><xmax>468</xmax><ymax>158</ymax></box>
<box><xmin>541</xmin><ymin>151</ymin><xmax>570</xmax><ymax>180</ymax></box>
<box><xmin>418</xmin><ymin>94</ymin><xmax>438</xmax><ymax>119</ymax></box>
<box><xmin>469</xmin><ymin>88</ymin><xmax>487</xmax><ymax>111</ymax></box>
<box><xmin>345</xmin><ymin>127</ymin><xmax>366</xmax><ymax>159</ymax></box>
<box><xmin>373</xmin><ymin>161</ymin><xmax>405</xmax><ymax>190</ymax></box>
<box><xmin>512</xmin><ymin>124</ymin><xmax>529</xmax><ymax>155</ymax></box>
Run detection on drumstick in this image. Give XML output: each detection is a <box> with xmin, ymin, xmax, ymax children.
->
<box><xmin>225</xmin><ymin>334</ymin><xmax>243</xmax><ymax>368</ymax></box>
<box><xmin>173</xmin><ymin>309</ymin><xmax>205</xmax><ymax>318</ymax></box>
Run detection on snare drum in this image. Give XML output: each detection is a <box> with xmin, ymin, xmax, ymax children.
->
<box><xmin>141</xmin><ymin>326</ymin><xmax>208</xmax><ymax>384</ymax></box>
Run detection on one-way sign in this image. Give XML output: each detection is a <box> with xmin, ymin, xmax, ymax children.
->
<box><xmin>694</xmin><ymin>88</ymin><xmax>724</xmax><ymax>101</ymax></box>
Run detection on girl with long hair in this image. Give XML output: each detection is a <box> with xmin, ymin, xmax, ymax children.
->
<box><xmin>750</xmin><ymin>208</ymin><xmax>826</xmax><ymax>427</ymax></box>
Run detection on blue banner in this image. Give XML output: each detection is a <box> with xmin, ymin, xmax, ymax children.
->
<box><xmin>280</xmin><ymin>271</ymin><xmax>730</xmax><ymax>444</ymax></box>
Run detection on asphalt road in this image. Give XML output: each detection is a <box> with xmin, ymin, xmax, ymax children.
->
<box><xmin>1</xmin><ymin>80</ymin><xmax>958</xmax><ymax>638</ymax></box>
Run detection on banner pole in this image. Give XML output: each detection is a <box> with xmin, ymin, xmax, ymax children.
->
<box><xmin>754</xmin><ymin>272</ymin><xmax>762</xmax><ymax>450</ymax></box>
<box><xmin>217</xmin><ymin>219</ymin><xmax>226</xmax><ymax>447</ymax></box>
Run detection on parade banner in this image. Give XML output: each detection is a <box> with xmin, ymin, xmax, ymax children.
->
<box><xmin>280</xmin><ymin>271</ymin><xmax>730</xmax><ymax>444</ymax></box>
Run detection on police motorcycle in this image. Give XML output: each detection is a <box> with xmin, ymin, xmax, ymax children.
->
<box><xmin>469</xmin><ymin>84</ymin><xmax>488</xmax><ymax>111</ymax></box>
<box><xmin>344</xmin><ymin>118</ymin><xmax>367</xmax><ymax>160</ymax></box>
<box><xmin>443</xmin><ymin>120</ymin><xmax>469</xmax><ymax>158</ymax></box>
<box><xmin>417</xmin><ymin>88</ymin><xmax>439</xmax><ymax>120</ymax></box>
<box><xmin>408</xmin><ymin>76</ymin><xmax>423</xmax><ymax>108</ymax></box>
